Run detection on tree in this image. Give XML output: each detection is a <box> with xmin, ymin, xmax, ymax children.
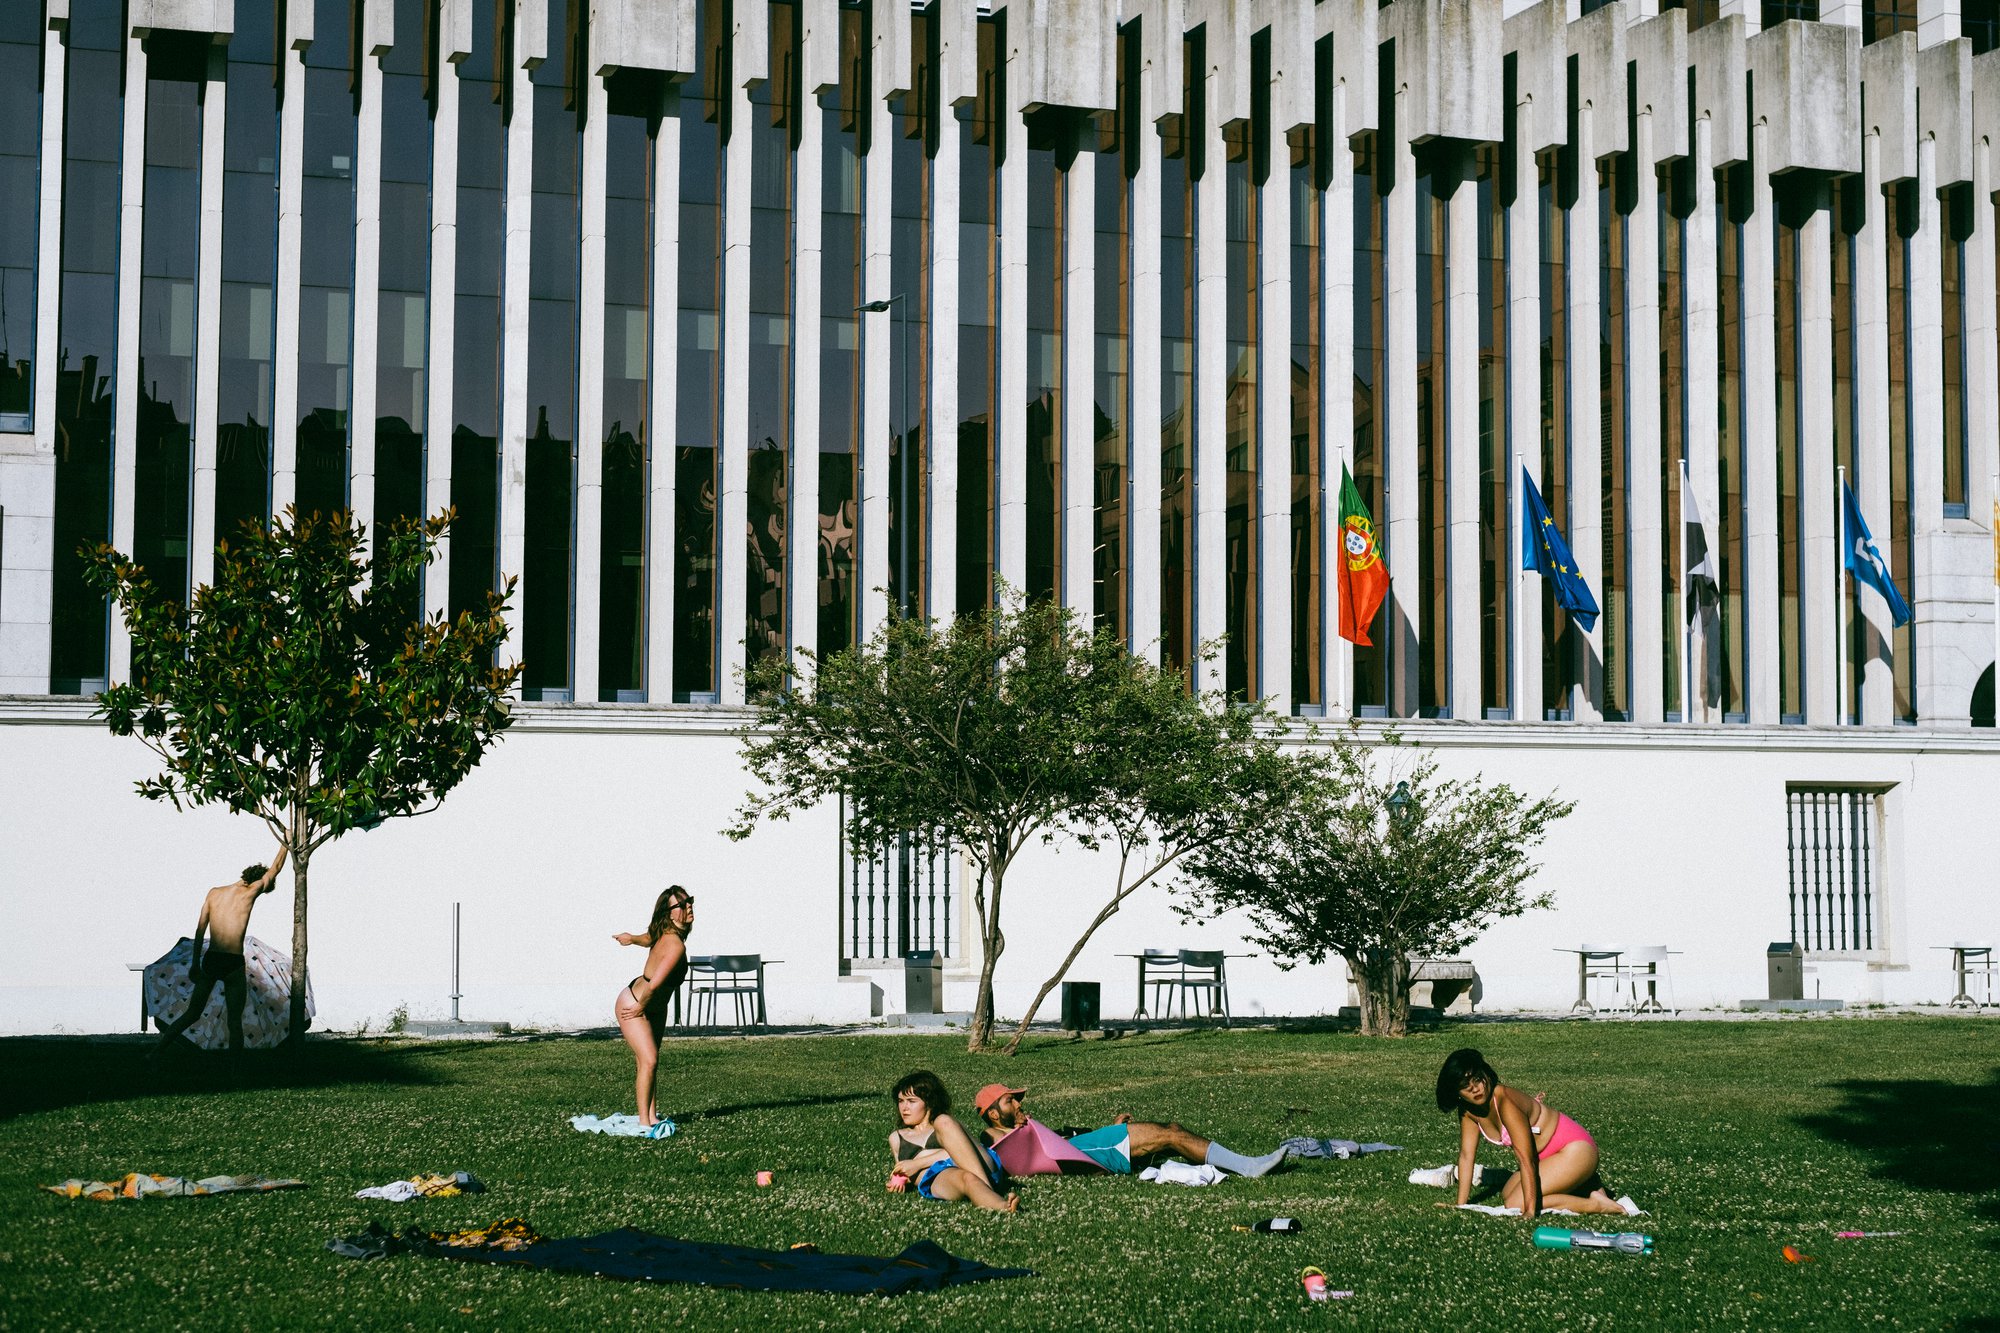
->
<box><xmin>1179</xmin><ymin>728</ymin><xmax>1573</xmax><ymax>1037</ymax></box>
<box><xmin>732</xmin><ymin>591</ymin><xmax>1284</xmax><ymax>1053</ymax></box>
<box><xmin>85</xmin><ymin>508</ymin><xmax>519</xmax><ymax>1043</ymax></box>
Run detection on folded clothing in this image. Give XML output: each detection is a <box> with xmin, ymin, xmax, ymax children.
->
<box><xmin>355</xmin><ymin>1171</ymin><xmax>485</xmax><ymax>1202</ymax></box>
<box><xmin>569</xmin><ymin>1114</ymin><xmax>676</xmax><ymax>1139</ymax></box>
<box><xmin>43</xmin><ymin>1173</ymin><xmax>304</xmax><ymax>1201</ymax></box>
<box><xmin>326</xmin><ymin>1223</ymin><xmax>1031</xmax><ymax>1295</ymax></box>
<box><xmin>1138</xmin><ymin>1162</ymin><xmax>1224</xmax><ymax>1187</ymax></box>
<box><xmin>1279</xmin><ymin>1137</ymin><xmax>1402</xmax><ymax>1160</ymax></box>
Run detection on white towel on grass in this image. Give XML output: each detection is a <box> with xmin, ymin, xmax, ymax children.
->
<box><xmin>1139</xmin><ymin>1162</ymin><xmax>1224</xmax><ymax>1187</ymax></box>
<box><xmin>569</xmin><ymin>1113</ymin><xmax>677</xmax><ymax>1139</ymax></box>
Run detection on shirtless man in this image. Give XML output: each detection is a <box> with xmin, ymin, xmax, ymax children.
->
<box><xmin>153</xmin><ymin>841</ymin><xmax>288</xmax><ymax>1053</ymax></box>
<box><xmin>975</xmin><ymin>1084</ymin><xmax>1287</xmax><ymax>1177</ymax></box>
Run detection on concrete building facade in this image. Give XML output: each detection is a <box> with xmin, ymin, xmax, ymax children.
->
<box><xmin>1</xmin><ymin>0</ymin><xmax>1997</xmax><ymax>1035</ymax></box>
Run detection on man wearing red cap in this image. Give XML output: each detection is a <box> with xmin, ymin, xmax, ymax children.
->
<box><xmin>974</xmin><ymin>1083</ymin><xmax>1287</xmax><ymax>1178</ymax></box>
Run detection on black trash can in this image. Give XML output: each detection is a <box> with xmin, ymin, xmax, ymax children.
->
<box><xmin>904</xmin><ymin>950</ymin><xmax>944</xmax><ymax>1015</ymax></box>
<box><xmin>1061</xmin><ymin>981</ymin><xmax>1101</xmax><ymax>1032</ymax></box>
<box><xmin>1766</xmin><ymin>942</ymin><xmax>1804</xmax><ymax>1001</ymax></box>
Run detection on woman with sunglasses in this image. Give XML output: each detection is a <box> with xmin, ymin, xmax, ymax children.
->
<box><xmin>1434</xmin><ymin>1048</ymin><xmax>1637</xmax><ymax>1217</ymax></box>
<box><xmin>612</xmin><ymin>886</ymin><xmax>696</xmax><ymax>1129</ymax></box>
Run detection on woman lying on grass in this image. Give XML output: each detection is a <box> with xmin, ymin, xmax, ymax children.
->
<box><xmin>1435</xmin><ymin>1047</ymin><xmax>1638</xmax><ymax>1217</ymax></box>
<box><xmin>886</xmin><ymin>1070</ymin><xmax>1019</xmax><ymax>1212</ymax></box>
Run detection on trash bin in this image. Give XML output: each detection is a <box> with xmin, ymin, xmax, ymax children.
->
<box><xmin>1060</xmin><ymin>981</ymin><xmax>1101</xmax><ymax>1032</ymax></box>
<box><xmin>904</xmin><ymin>950</ymin><xmax>944</xmax><ymax>1015</ymax></box>
<box><xmin>1766</xmin><ymin>942</ymin><xmax>1804</xmax><ymax>1001</ymax></box>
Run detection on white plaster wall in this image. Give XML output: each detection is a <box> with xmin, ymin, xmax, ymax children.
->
<box><xmin>3</xmin><ymin>704</ymin><xmax>1996</xmax><ymax>1036</ymax></box>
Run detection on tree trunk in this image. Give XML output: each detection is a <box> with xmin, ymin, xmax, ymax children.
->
<box><xmin>288</xmin><ymin>849</ymin><xmax>311</xmax><ymax>1046</ymax></box>
<box><xmin>1351</xmin><ymin>948</ymin><xmax>1411</xmax><ymax>1037</ymax></box>
<box><xmin>967</xmin><ymin>858</ymin><xmax>1006</xmax><ymax>1052</ymax></box>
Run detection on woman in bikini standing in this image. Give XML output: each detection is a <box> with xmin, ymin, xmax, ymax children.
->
<box><xmin>1436</xmin><ymin>1047</ymin><xmax>1638</xmax><ymax>1217</ymax></box>
<box><xmin>612</xmin><ymin>886</ymin><xmax>695</xmax><ymax>1129</ymax></box>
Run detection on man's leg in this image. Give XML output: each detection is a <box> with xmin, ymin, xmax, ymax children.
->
<box><xmin>1126</xmin><ymin>1120</ymin><xmax>1287</xmax><ymax>1178</ymax></box>
<box><xmin>221</xmin><ymin>972</ymin><xmax>248</xmax><ymax>1052</ymax></box>
<box><xmin>154</xmin><ymin>977</ymin><xmax>219</xmax><ymax>1048</ymax></box>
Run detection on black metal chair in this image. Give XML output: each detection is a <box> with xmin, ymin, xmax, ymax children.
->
<box><xmin>686</xmin><ymin>955</ymin><xmax>768</xmax><ymax>1029</ymax></box>
<box><xmin>1158</xmin><ymin>949</ymin><xmax>1231</xmax><ymax>1025</ymax></box>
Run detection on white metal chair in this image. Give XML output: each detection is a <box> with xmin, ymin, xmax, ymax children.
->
<box><xmin>1619</xmin><ymin>946</ymin><xmax>1679</xmax><ymax>1014</ymax></box>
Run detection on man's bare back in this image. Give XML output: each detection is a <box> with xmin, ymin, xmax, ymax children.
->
<box><xmin>198</xmin><ymin>844</ymin><xmax>286</xmax><ymax>957</ymax></box>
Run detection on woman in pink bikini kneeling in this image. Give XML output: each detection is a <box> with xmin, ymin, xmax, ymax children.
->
<box><xmin>1436</xmin><ymin>1047</ymin><xmax>1638</xmax><ymax>1216</ymax></box>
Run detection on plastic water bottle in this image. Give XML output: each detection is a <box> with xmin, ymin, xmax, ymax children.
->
<box><xmin>1235</xmin><ymin>1217</ymin><xmax>1304</xmax><ymax>1234</ymax></box>
<box><xmin>1533</xmin><ymin>1226</ymin><xmax>1652</xmax><ymax>1254</ymax></box>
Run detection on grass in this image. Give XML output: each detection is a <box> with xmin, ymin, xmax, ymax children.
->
<box><xmin>1</xmin><ymin>1018</ymin><xmax>1995</xmax><ymax>1330</ymax></box>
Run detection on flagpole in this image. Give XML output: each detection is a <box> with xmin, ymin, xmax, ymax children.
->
<box><xmin>1837</xmin><ymin>465</ymin><xmax>1848</xmax><ymax>727</ymax></box>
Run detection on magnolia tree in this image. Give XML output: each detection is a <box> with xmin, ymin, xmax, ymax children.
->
<box><xmin>731</xmin><ymin>591</ymin><xmax>1301</xmax><ymax>1053</ymax></box>
<box><xmin>1180</xmin><ymin>729</ymin><xmax>1573</xmax><ymax>1037</ymax></box>
<box><xmin>86</xmin><ymin>509</ymin><xmax>518</xmax><ymax>1042</ymax></box>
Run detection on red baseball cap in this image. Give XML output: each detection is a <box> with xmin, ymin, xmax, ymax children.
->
<box><xmin>974</xmin><ymin>1083</ymin><xmax>1026</xmax><ymax>1116</ymax></box>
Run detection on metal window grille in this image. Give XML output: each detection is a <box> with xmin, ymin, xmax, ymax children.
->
<box><xmin>1785</xmin><ymin>787</ymin><xmax>1880</xmax><ymax>954</ymax></box>
<box><xmin>838</xmin><ymin>803</ymin><xmax>957</xmax><ymax>962</ymax></box>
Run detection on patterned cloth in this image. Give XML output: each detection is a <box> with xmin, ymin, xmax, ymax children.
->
<box><xmin>1279</xmin><ymin>1137</ymin><xmax>1403</xmax><ymax>1160</ymax></box>
<box><xmin>355</xmin><ymin>1172</ymin><xmax>485</xmax><ymax>1201</ymax></box>
<box><xmin>143</xmin><ymin>935</ymin><xmax>314</xmax><ymax>1049</ymax></box>
<box><xmin>569</xmin><ymin>1113</ymin><xmax>676</xmax><ymax>1139</ymax></box>
<box><xmin>42</xmin><ymin>1173</ymin><xmax>304</xmax><ymax>1201</ymax></box>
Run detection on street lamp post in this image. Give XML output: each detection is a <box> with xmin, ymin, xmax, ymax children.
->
<box><xmin>855</xmin><ymin>294</ymin><xmax>911</xmax><ymax>618</ymax></box>
<box><xmin>1386</xmin><ymin>780</ymin><xmax>1413</xmax><ymax>831</ymax></box>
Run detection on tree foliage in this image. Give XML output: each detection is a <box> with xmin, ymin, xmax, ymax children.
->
<box><xmin>1179</xmin><ymin>728</ymin><xmax>1573</xmax><ymax>1036</ymax></box>
<box><xmin>731</xmin><ymin>591</ymin><xmax>1297</xmax><ymax>1053</ymax></box>
<box><xmin>85</xmin><ymin>508</ymin><xmax>519</xmax><ymax>1041</ymax></box>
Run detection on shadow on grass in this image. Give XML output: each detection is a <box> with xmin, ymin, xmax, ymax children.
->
<box><xmin>676</xmin><ymin>1091</ymin><xmax>879</xmax><ymax>1123</ymax></box>
<box><xmin>1793</xmin><ymin>1066</ymin><xmax>2000</xmax><ymax>1256</ymax></box>
<box><xmin>0</xmin><ymin>1037</ymin><xmax>447</xmax><ymax>1122</ymax></box>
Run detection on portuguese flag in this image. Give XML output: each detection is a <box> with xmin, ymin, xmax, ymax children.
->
<box><xmin>1337</xmin><ymin>465</ymin><xmax>1390</xmax><ymax>646</ymax></box>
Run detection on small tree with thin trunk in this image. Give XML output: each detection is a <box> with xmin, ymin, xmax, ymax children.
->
<box><xmin>85</xmin><ymin>508</ymin><xmax>518</xmax><ymax>1044</ymax></box>
<box><xmin>1179</xmin><ymin>728</ymin><xmax>1573</xmax><ymax>1037</ymax></box>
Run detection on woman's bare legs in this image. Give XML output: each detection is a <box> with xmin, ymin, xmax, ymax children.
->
<box><xmin>616</xmin><ymin>999</ymin><xmax>665</xmax><ymax>1125</ymax></box>
<box><xmin>923</xmin><ymin>1166</ymin><xmax>1019</xmax><ymax>1212</ymax></box>
<box><xmin>1500</xmin><ymin>1141</ymin><xmax>1624</xmax><ymax>1214</ymax></box>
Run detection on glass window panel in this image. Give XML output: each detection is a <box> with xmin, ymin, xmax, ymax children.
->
<box><xmin>1599</xmin><ymin>160</ymin><xmax>1630</xmax><ymax>721</ymax></box>
<box><xmin>1479</xmin><ymin>145</ymin><xmax>1510</xmax><ymax>717</ymax></box>
<box><xmin>1291</xmin><ymin>144</ymin><xmax>1324</xmax><ymax>710</ymax></box>
<box><xmin>674</xmin><ymin>8</ymin><xmax>724</xmax><ymax>700</ymax></box>
<box><xmin>1225</xmin><ymin>135</ymin><xmax>1258</xmax><ymax>699</ymax></box>
<box><xmin>1350</xmin><ymin>135</ymin><xmax>1387</xmax><ymax>709</ymax></box>
<box><xmin>217</xmin><ymin>7</ymin><xmax>280</xmax><ymax>539</ymax></box>
<box><xmin>448</xmin><ymin>4</ymin><xmax>505</xmax><ymax>624</ymax></box>
<box><xmin>0</xmin><ymin>5</ymin><xmax>43</xmax><ymax>428</ymax></box>
<box><xmin>746</xmin><ymin>2</ymin><xmax>798</xmax><ymax>675</ymax></box>
<box><xmin>600</xmin><ymin>106</ymin><xmax>655</xmax><ymax>700</ymax></box>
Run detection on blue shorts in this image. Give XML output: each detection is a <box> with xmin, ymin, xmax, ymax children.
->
<box><xmin>1065</xmin><ymin>1124</ymin><xmax>1134</xmax><ymax>1174</ymax></box>
<box><xmin>915</xmin><ymin>1144</ymin><xmax>1004</xmax><ymax>1199</ymax></box>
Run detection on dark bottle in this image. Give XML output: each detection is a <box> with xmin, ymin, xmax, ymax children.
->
<box><xmin>1235</xmin><ymin>1217</ymin><xmax>1303</xmax><ymax>1234</ymax></box>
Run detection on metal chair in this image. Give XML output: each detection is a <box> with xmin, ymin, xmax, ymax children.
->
<box><xmin>1158</xmin><ymin>950</ymin><xmax>1231</xmax><ymax>1025</ymax></box>
<box><xmin>1573</xmin><ymin>945</ymin><xmax>1627</xmax><ymax>1014</ymax></box>
<box><xmin>1619</xmin><ymin>946</ymin><xmax>1679</xmax><ymax>1014</ymax></box>
<box><xmin>687</xmin><ymin>955</ymin><xmax>767</xmax><ymax>1029</ymax></box>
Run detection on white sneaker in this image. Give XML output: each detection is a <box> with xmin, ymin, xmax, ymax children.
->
<box><xmin>1408</xmin><ymin>1164</ymin><xmax>1457</xmax><ymax>1188</ymax></box>
<box><xmin>1615</xmin><ymin>1194</ymin><xmax>1645</xmax><ymax>1216</ymax></box>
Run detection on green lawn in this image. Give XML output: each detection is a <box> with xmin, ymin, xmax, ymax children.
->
<box><xmin>2</xmin><ymin>1019</ymin><xmax>1995</xmax><ymax>1330</ymax></box>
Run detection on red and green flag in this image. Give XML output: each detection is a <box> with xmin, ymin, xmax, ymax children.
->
<box><xmin>1337</xmin><ymin>465</ymin><xmax>1390</xmax><ymax>646</ymax></box>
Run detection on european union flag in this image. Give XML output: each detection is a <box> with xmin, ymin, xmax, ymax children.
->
<box><xmin>1521</xmin><ymin>467</ymin><xmax>1600</xmax><ymax>633</ymax></box>
<box><xmin>1842</xmin><ymin>480</ymin><xmax>1912</xmax><ymax>628</ymax></box>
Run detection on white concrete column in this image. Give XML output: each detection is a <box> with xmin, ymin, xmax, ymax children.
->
<box><xmin>1508</xmin><ymin>100</ymin><xmax>1543</xmax><ymax>718</ymax></box>
<box><xmin>271</xmin><ymin>38</ymin><xmax>307</xmax><ymax>518</ymax></box>
<box><xmin>1194</xmin><ymin>112</ymin><xmax>1227</xmax><ymax>696</ymax></box>
<box><xmin>1445</xmin><ymin>157</ymin><xmax>1480</xmax><ymax>719</ymax></box>
<box><xmin>348</xmin><ymin>35</ymin><xmax>386</xmax><ymax>551</ymax></box>
<box><xmin>1384</xmin><ymin>112</ymin><xmax>1416</xmax><ymax>716</ymax></box>
<box><xmin>1916</xmin><ymin>0</ymin><xmax>1961</xmax><ymax>46</ymax></box>
<box><xmin>645</xmin><ymin>94</ymin><xmax>683</xmax><ymax>702</ymax></box>
<box><xmin>1908</xmin><ymin>136</ymin><xmax>1954</xmax><ymax>723</ymax></box>
<box><xmin>1567</xmin><ymin>111</ymin><xmax>1604</xmax><ymax>723</ymax></box>
<box><xmin>1741</xmin><ymin>123</ymin><xmax>1779</xmax><ymax>724</ymax></box>
<box><xmin>1684</xmin><ymin>115</ymin><xmax>1722</xmax><ymax>722</ymax></box>
<box><xmin>1627</xmin><ymin>110</ymin><xmax>1664</xmax><ymax>725</ymax></box>
<box><xmin>717</xmin><ymin>71</ymin><xmax>755</xmax><ymax>704</ymax></box>
<box><xmin>1322</xmin><ymin>89</ymin><xmax>1354</xmax><ymax>718</ymax></box>
<box><xmin>574</xmin><ymin>70</ymin><xmax>609</xmax><ymax>696</ymax></box>
<box><xmin>1798</xmin><ymin>198</ymin><xmax>1837</xmax><ymax>725</ymax></box>
<box><xmin>1064</xmin><ymin>135</ymin><xmax>1096</xmax><ymax>619</ymax></box>
<box><xmin>189</xmin><ymin>47</ymin><xmax>227</xmax><ymax>591</ymax></box>
<box><xmin>1852</xmin><ymin>132</ymin><xmax>1894</xmax><ymax>724</ymax></box>
<box><xmin>110</xmin><ymin>31</ymin><xmax>149</xmax><ymax>684</ymax></box>
<box><xmin>859</xmin><ymin>92</ymin><xmax>894</xmax><ymax>635</ymax></box>
<box><xmin>497</xmin><ymin>57</ymin><xmax>535</xmax><ymax>683</ymax></box>
<box><xmin>1258</xmin><ymin>150</ymin><xmax>1292</xmax><ymax>712</ymax></box>
<box><xmin>790</xmin><ymin>97</ymin><xmax>825</xmax><ymax>652</ymax></box>
<box><xmin>925</xmin><ymin>108</ymin><xmax>959</xmax><ymax>624</ymax></box>
<box><xmin>424</xmin><ymin>61</ymin><xmax>463</xmax><ymax>623</ymax></box>
<box><xmin>1129</xmin><ymin>115</ymin><xmax>1163</xmax><ymax>662</ymax></box>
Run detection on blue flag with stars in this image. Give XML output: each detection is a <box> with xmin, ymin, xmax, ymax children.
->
<box><xmin>1521</xmin><ymin>467</ymin><xmax>1600</xmax><ymax>633</ymax></box>
<box><xmin>1842</xmin><ymin>480</ymin><xmax>1912</xmax><ymax>628</ymax></box>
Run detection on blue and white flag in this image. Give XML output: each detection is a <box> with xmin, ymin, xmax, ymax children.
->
<box><xmin>1842</xmin><ymin>481</ymin><xmax>1911</xmax><ymax>628</ymax></box>
<box><xmin>1521</xmin><ymin>468</ymin><xmax>1600</xmax><ymax>633</ymax></box>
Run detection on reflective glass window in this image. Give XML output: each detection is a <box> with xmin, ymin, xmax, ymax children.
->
<box><xmin>0</xmin><ymin>5</ymin><xmax>42</xmax><ymax>429</ymax></box>
<box><xmin>297</xmin><ymin>0</ymin><xmax>359</xmax><ymax>523</ymax></box>
<box><xmin>217</xmin><ymin>5</ymin><xmax>280</xmax><ymax>537</ymax></box>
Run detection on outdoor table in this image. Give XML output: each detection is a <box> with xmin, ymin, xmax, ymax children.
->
<box><xmin>1932</xmin><ymin>943</ymin><xmax>1993</xmax><ymax>1010</ymax></box>
<box><xmin>682</xmin><ymin>956</ymin><xmax>784</xmax><ymax>1027</ymax></box>
<box><xmin>1119</xmin><ymin>951</ymin><xmax>1253</xmax><ymax>1020</ymax></box>
<box><xmin>1554</xmin><ymin>946</ymin><xmax>1625</xmax><ymax>1015</ymax></box>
